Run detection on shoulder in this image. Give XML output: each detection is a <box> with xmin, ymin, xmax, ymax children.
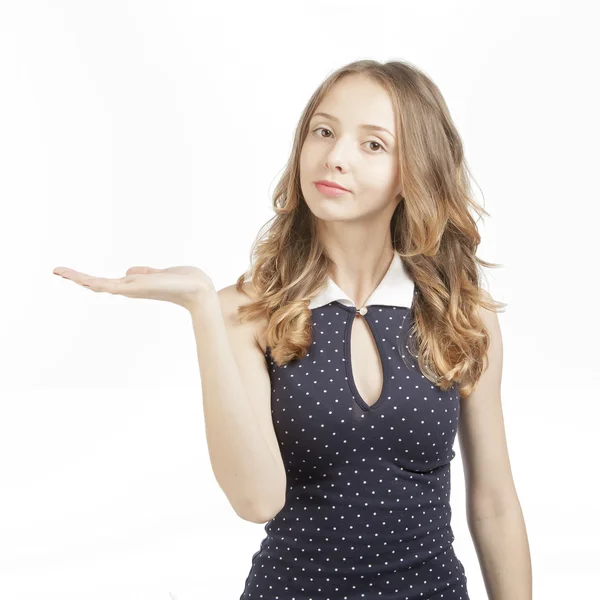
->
<box><xmin>216</xmin><ymin>280</ymin><xmax>257</xmax><ymax>309</ymax></box>
<box><xmin>477</xmin><ymin>289</ymin><xmax>502</xmax><ymax>335</ymax></box>
<box><xmin>473</xmin><ymin>288</ymin><xmax>503</xmax><ymax>374</ymax></box>
<box><xmin>217</xmin><ymin>280</ymin><xmax>268</xmax><ymax>353</ymax></box>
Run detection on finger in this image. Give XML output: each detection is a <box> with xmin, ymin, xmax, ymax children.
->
<box><xmin>53</xmin><ymin>268</ymin><xmax>129</xmax><ymax>292</ymax></box>
<box><xmin>78</xmin><ymin>276</ymin><xmax>137</xmax><ymax>295</ymax></box>
<box><xmin>53</xmin><ymin>267</ymin><xmax>98</xmax><ymax>282</ymax></box>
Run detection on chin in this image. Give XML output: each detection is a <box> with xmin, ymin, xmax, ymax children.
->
<box><xmin>304</xmin><ymin>195</ymin><xmax>355</xmax><ymax>221</ymax></box>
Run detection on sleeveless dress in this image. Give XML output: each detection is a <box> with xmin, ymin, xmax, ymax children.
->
<box><xmin>239</xmin><ymin>252</ymin><xmax>470</xmax><ymax>600</ymax></box>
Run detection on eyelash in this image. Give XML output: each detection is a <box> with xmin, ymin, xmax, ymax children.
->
<box><xmin>312</xmin><ymin>126</ymin><xmax>386</xmax><ymax>153</ymax></box>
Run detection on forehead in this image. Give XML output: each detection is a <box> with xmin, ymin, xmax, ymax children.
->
<box><xmin>314</xmin><ymin>76</ymin><xmax>396</xmax><ymax>130</ymax></box>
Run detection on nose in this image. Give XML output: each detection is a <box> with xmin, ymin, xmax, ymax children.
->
<box><xmin>325</xmin><ymin>138</ymin><xmax>351</xmax><ymax>173</ymax></box>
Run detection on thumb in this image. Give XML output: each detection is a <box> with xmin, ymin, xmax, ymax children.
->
<box><xmin>125</xmin><ymin>266</ymin><xmax>165</xmax><ymax>276</ymax></box>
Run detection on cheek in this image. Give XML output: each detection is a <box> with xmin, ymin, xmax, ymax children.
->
<box><xmin>357</xmin><ymin>160</ymin><xmax>396</xmax><ymax>191</ymax></box>
<box><xmin>299</xmin><ymin>144</ymin><xmax>313</xmax><ymax>177</ymax></box>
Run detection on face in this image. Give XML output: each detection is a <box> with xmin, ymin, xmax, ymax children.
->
<box><xmin>299</xmin><ymin>74</ymin><xmax>402</xmax><ymax>223</ymax></box>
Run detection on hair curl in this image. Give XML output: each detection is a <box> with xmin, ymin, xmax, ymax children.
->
<box><xmin>235</xmin><ymin>59</ymin><xmax>506</xmax><ymax>399</ymax></box>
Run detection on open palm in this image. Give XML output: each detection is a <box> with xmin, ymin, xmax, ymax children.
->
<box><xmin>52</xmin><ymin>265</ymin><xmax>214</xmax><ymax>311</ymax></box>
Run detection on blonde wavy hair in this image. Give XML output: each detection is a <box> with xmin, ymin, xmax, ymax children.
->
<box><xmin>235</xmin><ymin>59</ymin><xmax>506</xmax><ymax>399</ymax></box>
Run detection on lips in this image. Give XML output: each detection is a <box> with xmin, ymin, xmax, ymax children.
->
<box><xmin>314</xmin><ymin>182</ymin><xmax>350</xmax><ymax>197</ymax></box>
<box><xmin>314</xmin><ymin>180</ymin><xmax>350</xmax><ymax>192</ymax></box>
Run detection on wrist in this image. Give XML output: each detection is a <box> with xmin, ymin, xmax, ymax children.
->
<box><xmin>187</xmin><ymin>285</ymin><xmax>220</xmax><ymax>315</ymax></box>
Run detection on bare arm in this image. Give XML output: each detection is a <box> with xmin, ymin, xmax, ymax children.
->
<box><xmin>189</xmin><ymin>285</ymin><xmax>286</xmax><ymax>523</ymax></box>
<box><xmin>458</xmin><ymin>292</ymin><xmax>532</xmax><ymax>599</ymax></box>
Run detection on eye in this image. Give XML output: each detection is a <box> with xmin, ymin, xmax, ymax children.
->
<box><xmin>312</xmin><ymin>126</ymin><xmax>385</xmax><ymax>153</ymax></box>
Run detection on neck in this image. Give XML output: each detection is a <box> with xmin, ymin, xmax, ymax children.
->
<box><xmin>325</xmin><ymin>246</ymin><xmax>396</xmax><ymax>309</ymax></box>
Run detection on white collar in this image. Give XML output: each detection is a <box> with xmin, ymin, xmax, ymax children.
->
<box><xmin>308</xmin><ymin>250</ymin><xmax>415</xmax><ymax>310</ymax></box>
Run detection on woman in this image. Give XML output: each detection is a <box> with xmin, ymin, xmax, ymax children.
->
<box><xmin>53</xmin><ymin>59</ymin><xmax>532</xmax><ymax>599</ymax></box>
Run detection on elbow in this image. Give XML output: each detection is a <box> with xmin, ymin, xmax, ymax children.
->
<box><xmin>240</xmin><ymin>495</ymin><xmax>286</xmax><ymax>524</ymax></box>
<box><xmin>242</xmin><ymin>473</ymin><xmax>287</xmax><ymax>524</ymax></box>
<box><xmin>466</xmin><ymin>489</ymin><xmax>522</xmax><ymax>524</ymax></box>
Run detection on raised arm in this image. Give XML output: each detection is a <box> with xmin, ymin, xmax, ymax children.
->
<box><xmin>190</xmin><ymin>284</ymin><xmax>286</xmax><ymax>524</ymax></box>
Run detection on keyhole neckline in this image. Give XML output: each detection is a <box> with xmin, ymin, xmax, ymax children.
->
<box><xmin>336</xmin><ymin>288</ymin><xmax>418</xmax><ymax>411</ymax></box>
<box><xmin>343</xmin><ymin>307</ymin><xmax>390</xmax><ymax>411</ymax></box>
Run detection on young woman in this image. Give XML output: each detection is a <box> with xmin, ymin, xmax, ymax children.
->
<box><xmin>53</xmin><ymin>59</ymin><xmax>532</xmax><ymax>599</ymax></box>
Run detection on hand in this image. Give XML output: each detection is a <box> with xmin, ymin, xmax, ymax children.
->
<box><xmin>52</xmin><ymin>265</ymin><xmax>216</xmax><ymax>312</ymax></box>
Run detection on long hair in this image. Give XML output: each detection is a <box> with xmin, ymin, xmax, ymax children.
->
<box><xmin>235</xmin><ymin>59</ymin><xmax>506</xmax><ymax>399</ymax></box>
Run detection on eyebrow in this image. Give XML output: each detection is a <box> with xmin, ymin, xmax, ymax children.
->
<box><xmin>311</xmin><ymin>112</ymin><xmax>395</xmax><ymax>140</ymax></box>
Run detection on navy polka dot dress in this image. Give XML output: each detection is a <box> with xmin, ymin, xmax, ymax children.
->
<box><xmin>239</xmin><ymin>252</ymin><xmax>470</xmax><ymax>600</ymax></box>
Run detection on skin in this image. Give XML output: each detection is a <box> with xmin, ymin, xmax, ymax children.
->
<box><xmin>300</xmin><ymin>74</ymin><xmax>531</xmax><ymax>598</ymax></box>
<box><xmin>51</xmin><ymin>264</ymin><xmax>215</xmax><ymax>312</ymax></box>
<box><xmin>300</xmin><ymin>73</ymin><xmax>404</xmax><ymax>304</ymax></box>
<box><xmin>53</xmin><ymin>73</ymin><xmax>531</xmax><ymax>597</ymax></box>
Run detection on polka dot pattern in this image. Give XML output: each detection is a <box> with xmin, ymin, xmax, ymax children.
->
<box><xmin>239</xmin><ymin>301</ymin><xmax>469</xmax><ymax>599</ymax></box>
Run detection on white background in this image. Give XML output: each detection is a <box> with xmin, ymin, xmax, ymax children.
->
<box><xmin>1</xmin><ymin>0</ymin><xmax>598</xmax><ymax>598</ymax></box>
